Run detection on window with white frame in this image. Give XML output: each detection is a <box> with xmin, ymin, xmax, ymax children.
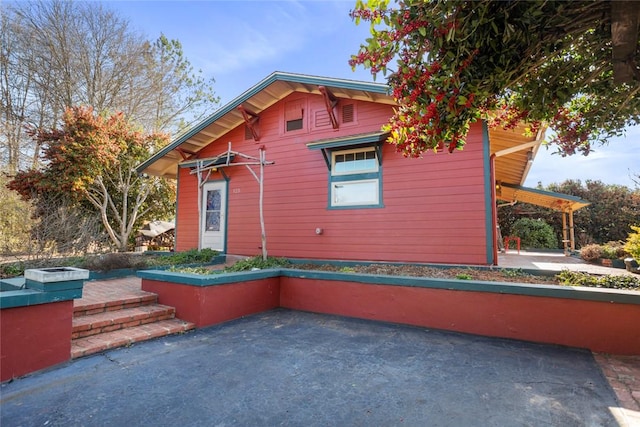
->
<box><xmin>330</xmin><ymin>146</ymin><xmax>381</xmax><ymax>208</ymax></box>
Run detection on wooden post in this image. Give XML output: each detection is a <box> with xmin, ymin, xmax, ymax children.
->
<box><xmin>562</xmin><ymin>211</ymin><xmax>568</xmax><ymax>255</ymax></box>
<box><xmin>569</xmin><ymin>209</ymin><xmax>575</xmax><ymax>252</ymax></box>
<box><xmin>259</xmin><ymin>148</ymin><xmax>267</xmax><ymax>261</ymax></box>
<box><xmin>196</xmin><ymin>161</ymin><xmax>203</xmax><ymax>250</ymax></box>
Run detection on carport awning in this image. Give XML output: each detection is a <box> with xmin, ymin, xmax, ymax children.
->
<box><xmin>497</xmin><ymin>183</ymin><xmax>590</xmax><ymax>212</ymax></box>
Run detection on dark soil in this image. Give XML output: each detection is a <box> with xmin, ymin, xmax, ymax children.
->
<box><xmin>293</xmin><ymin>263</ymin><xmax>559</xmax><ymax>285</ymax></box>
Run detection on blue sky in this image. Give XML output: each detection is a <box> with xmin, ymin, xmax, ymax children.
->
<box><xmin>107</xmin><ymin>0</ymin><xmax>638</xmax><ymax>189</ymax></box>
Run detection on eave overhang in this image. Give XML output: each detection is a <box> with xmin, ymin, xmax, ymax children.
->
<box><xmin>490</xmin><ymin>122</ymin><xmax>544</xmax><ymax>187</ymax></box>
<box><xmin>136</xmin><ymin>71</ymin><xmax>393</xmax><ymax>179</ymax></box>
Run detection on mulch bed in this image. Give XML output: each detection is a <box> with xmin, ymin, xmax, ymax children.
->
<box><xmin>292</xmin><ymin>264</ymin><xmax>559</xmax><ymax>285</ymax></box>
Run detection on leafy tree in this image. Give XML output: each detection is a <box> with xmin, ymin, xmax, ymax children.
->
<box><xmin>7</xmin><ymin>107</ymin><xmax>175</xmax><ymax>252</ymax></box>
<box><xmin>0</xmin><ymin>174</ymin><xmax>32</xmax><ymax>254</ymax></box>
<box><xmin>143</xmin><ymin>34</ymin><xmax>219</xmax><ymax>133</ymax></box>
<box><xmin>350</xmin><ymin>0</ymin><xmax>639</xmax><ymax>157</ymax></box>
<box><xmin>547</xmin><ymin>180</ymin><xmax>640</xmax><ymax>244</ymax></box>
<box><xmin>1</xmin><ymin>0</ymin><xmax>218</xmax><ymax>173</ymax></box>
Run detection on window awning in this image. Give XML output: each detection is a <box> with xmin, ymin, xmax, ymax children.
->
<box><xmin>306</xmin><ymin>131</ymin><xmax>388</xmax><ymax>150</ymax></box>
<box><xmin>497</xmin><ymin>183</ymin><xmax>590</xmax><ymax>212</ymax></box>
<box><xmin>306</xmin><ymin>131</ymin><xmax>388</xmax><ymax>170</ymax></box>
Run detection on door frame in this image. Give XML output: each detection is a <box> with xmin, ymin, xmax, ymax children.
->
<box><xmin>200</xmin><ymin>180</ymin><xmax>228</xmax><ymax>253</ymax></box>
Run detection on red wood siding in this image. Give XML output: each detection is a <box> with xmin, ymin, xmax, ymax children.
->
<box><xmin>176</xmin><ymin>92</ymin><xmax>489</xmax><ymax>264</ymax></box>
<box><xmin>175</xmin><ymin>171</ymin><xmax>201</xmax><ymax>251</ymax></box>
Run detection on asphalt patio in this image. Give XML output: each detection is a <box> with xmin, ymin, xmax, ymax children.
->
<box><xmin>0</xmin><ymin>308</ymin><xmax>635</xmax><ymax>426</ymax></box>
<box><xmin>1</xmin><ymin>250</ymin><xmax>638</xmax><ymax>426</ymax></box>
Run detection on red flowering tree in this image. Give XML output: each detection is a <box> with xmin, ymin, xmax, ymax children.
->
<box><xmin>8</xmin><ymin>107</ymin><xmax>175</xmax><ymax>252</ymax></box>
<box><xmin>350</xmin><ymin>0</ymin><xmax>640</xmax><ymax>157</ymax></box>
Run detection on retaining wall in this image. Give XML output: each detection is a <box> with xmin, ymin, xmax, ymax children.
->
<box><xmin>139</xmin><ymin>268</ymin><xmax>640</xmax><ymax>355</ymax></box>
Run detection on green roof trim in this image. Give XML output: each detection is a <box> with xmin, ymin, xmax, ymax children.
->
<box><xmin>306</xmin><ymin>131</ymin><xmax>388</xmax><ymax>150</ymax></box>
<box><xmin>136</xmin><ymin>72</ymin><xmax>391</xmax><ymax>174</ymax></box>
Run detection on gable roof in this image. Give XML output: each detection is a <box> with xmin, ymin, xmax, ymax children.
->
<box><xmin>137</xmin><ymin>71</ymin><xmax>394</xmax><ymax>178</ymax></box>
<box><xmin>136</xmin><ymin>71</ymin><xmax>563</xmax><ymax>209</ymax></box>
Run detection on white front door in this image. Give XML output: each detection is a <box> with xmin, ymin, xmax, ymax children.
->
<box><xmin>200</xmin><ymin>181</ymin><xmax>227</xmax><ymax>251</ymax></box>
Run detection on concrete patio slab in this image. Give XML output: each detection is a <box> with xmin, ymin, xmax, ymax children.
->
<box><xmin>0</xmin><ymin>309</ymin><xmax>622</xmax><ymax>426</ymax></box>
<box><xmin>499</xmin><ymin>250</ymin><xmax>636</xmax><ymax>276</ymax></box>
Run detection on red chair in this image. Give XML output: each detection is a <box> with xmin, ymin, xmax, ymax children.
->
<box><xmin>504</xmin><ymin>236</ymin><xmax>521</xmax><ymax>254</ymax></box>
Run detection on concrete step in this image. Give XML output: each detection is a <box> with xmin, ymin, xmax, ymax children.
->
<box><xmin>71</xmin><ymin>318</ymin><xmax>195</xmax><ymax>359</ymax></box>
<box><xmin>72</xmin><ymin>304</ymin><xmax>176</xmax><ymax>339</ymax></box>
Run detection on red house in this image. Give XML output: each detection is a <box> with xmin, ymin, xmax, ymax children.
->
<box><xmin>137</xmin><ymin>72</ymin><xmax>587</xmax><ymax>265</ymax></box>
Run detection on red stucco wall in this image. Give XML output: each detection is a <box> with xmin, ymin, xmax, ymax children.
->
<box><xmin>1</xmin><ymin>301</ymin><xmax>73</xmax><ymax>382</ymax></box>
<box><xmin>176</xmin><ymin>93</ymin><xmax>490</xmax><ymax>265</ymax></box>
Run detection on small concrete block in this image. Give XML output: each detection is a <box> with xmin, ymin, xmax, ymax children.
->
<box><xmin>25</xmin><ymin>267</ymin><xmax>89</xmax><ymax>283</ymax></box>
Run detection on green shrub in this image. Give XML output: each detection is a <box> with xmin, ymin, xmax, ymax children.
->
<box><xmin>510</xmin><ymin>218</ymin><xmax>558</xmax><ymax>249</ymax></box>
<box><xmin>224</xmin><ymin>256</ymin><xmax>290</xmax><ymax>272</ymax></box>
<box><xmin>624</xmin><ymin>225</ymin><xmax>640</xmax><ymax>261</ymax></box>
<box><xmin>0</xmin><ymin>263</ymin><xmax>25</xmax><ymax>279</ymax></box>
<box><xmin>556</xmin><ymin>270</ymin><xmax>640</xmax><ymax>290</ymax></box>
<box><xmin>147</xmin><ymin>248</ymin><xmax>219</xmax><ymax>267</ymax></box>
<box><xmin>167</xmin><ymin>266</ymin><xmax>215</xmax><ymax>275</ymax></box>
<box><xmin>0</xmin><ymin>248</ymin><xmax>220</xmax><ymax>278</ymax></box>
<box><xmin>601</xmin><ymin>241</ymin><xmax>628</xmax><ymax>259</ymax></box>
<box><xmin>580</xmin><ymin>241</ymin><xmax>627</xmax><ymax>262</ymax></box>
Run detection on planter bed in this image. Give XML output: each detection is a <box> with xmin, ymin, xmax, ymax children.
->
<box><xmin>139</xmin><ymin>264</ymin><xmax>640</xmax><ymax>355</ymax></box>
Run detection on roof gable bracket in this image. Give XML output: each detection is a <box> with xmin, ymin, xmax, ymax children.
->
<box><xmin>318</xmin><ymin>85</ymin><xmax>339</xmax><ymax>129</ymax></box>
<box><xmin>237</xmin><ymin>105</ymin><xmax>260</xmax><ymax>142</ymax></box>
<box><xmin>175</xmin><ymin>147</ymin><xmax>196</xmax><ymax>161</ymax></box>
<box><xmin>375</xmin><ymin>143</ymin><xmax>383</xmax><ymax>166</ymax></box>
<box><xmin>320</xmin><ymin>149</ymin><xmax>331</xmax><ymax>171</ymax></box>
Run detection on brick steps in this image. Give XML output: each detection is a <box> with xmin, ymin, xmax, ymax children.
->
<box><xmin>71</xmin><ymin>319</ymin><xmax>195</xmax><ymax>359</ymax></box>
<box><xmin>71</xmin><ymin>279</ymin><xmax>195</xmax><ymax>359</ymax></box>
<box><xmin>74</xmin><ymin>293</ymin><xmax>158</xmax><ymax>317</ymax></box>
<box><xmin>72</xmin><ymin>304</ymin><xmax>177</xmax><ymax>339</ymax></box>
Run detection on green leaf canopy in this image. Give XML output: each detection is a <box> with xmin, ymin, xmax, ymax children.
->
<box><xmin>350</xmin><ymin>0</ymin><xmax>639</xmax><ymax>157</ymax></box>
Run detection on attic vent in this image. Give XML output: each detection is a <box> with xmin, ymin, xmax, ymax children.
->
<box><xmin>342</xmin><ymin>104</ymin><xmax>354</xmax><ymax>123</ymax></box>
<box><xmin>244</xmin><ymin>125</ymin><xmax>253</xmax><ymax>140</ymax></box>
<box><xmin>314</xmin><ymin>110</ymin><xmax>331</xmax><ymax>128</ymax></box>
